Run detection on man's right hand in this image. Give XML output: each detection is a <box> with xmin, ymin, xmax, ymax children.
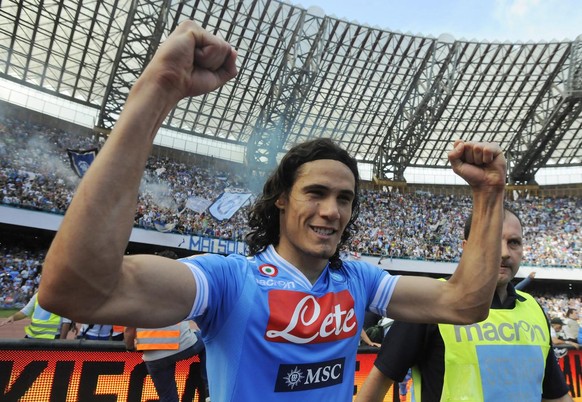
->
<box><xmin>138</xmin><ymin>19</ymin><xmax>238</xmax><ymax>103</ymax></box>
<box><xmin>447</xmin><ymin>140</ymin><xmax>506</xmax><ymax>192</ymax></box>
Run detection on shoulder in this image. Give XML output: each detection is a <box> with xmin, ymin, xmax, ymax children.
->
<box><xmin>340</xmin><ymin>259</ymin><xmax>387</xmax><ymax>277</ymax></box>
<box><xmin>514</xmin><ymin>289</ymin><xmax>534</xmax><ymax>301</ymax></box>
<box><xmin>338</xmin><ymin>261</ymin><xmax>395</xmax><ymax>294</ymax></box>
<box><xmin>180</xmin><ymin>253</ymin><xmax>250</xmax><ymax>271</ymax></box>
<box><xmin>181</xmin><ymin>254</ymin><xmax>256</xmax><ymax>306</ymax></box>
<box><xmin>514</xmin><ymin>291</ymin><xmax>548</xmax><ymax>316</ymax></box>
<box><xmin>515</xmin><ymin>290</ymin><xmax>545</xmax><ymax>314</ymax></box>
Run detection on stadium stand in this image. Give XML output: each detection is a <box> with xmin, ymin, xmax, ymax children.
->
<box><xmin>1</xmin><ymin>2</ymin><xmax>581</xmax><ymax>400</ymax></box>
<box><xmin>1</xmin><ymin>112</ymin><xmax>579</xmax><ymax>270</ymax></box>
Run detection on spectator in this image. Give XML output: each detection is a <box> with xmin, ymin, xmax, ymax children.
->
<box><xmin>0</xmin><ymin>292</ymin><xmax>72</xmax><ymax>339</ymax></box>
<box><xmin>550</xmin><ymin>317</ymin><xmax>579</xmax><ymax>349</ymax></box>
<box><xmin>356</xmin><ymin>208</ymin><xmax>571</xmax><ymax>402</ymax></box>
<box><xmin>124</xmin><ymin>321</ymin><xmax>207</xmax><ymax>402</ymax></box>
<box><xmin>563</xmin><ymin>308</ymin><xmax>580</xmax><ymax>342</ymax></box>
<box><xmin>360</xmin><ymin>329</ymin><xmax>381</xmax><ymax>348</ymax></box>
<box><xmin>0</xmin><ymin>112</ymin><xmax>580</xmax><ymax>269</ymax></box>
<box><xmin>78</xmin><ymin>324</ymin><xmax>115</xmax><ymax>340</ymax></box>
<box><xmin>515</xmin><ymin>271</ymin><xmax>536</xmax><ymax>290</ymax></box>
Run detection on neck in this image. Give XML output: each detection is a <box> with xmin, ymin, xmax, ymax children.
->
<box><xmin>496</xmin><ymin>285</ymin><xmax>508</xmax><ymax>304</ymax></box>
<box><xmin>273</xmin><ymin>245</ymin><xmax>328</xmax><ymax>285</ymax></box>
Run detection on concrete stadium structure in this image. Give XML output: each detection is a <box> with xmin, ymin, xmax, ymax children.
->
<box><xmin>0</xmin><ymin>1</ymin><xmax>580</xmax><ymax>289</ymax></box>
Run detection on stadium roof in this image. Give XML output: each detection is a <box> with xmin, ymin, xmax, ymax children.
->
<box><xmin>1</xmin><ymin>0</ymin><xmax>581</xmax><ymax>184</ymax></box>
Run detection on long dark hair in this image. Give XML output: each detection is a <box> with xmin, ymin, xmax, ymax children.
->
<box><xmin>246</xmin><ymin>138</ymin><xmax>360</xmax><ymax>269</ymax></box>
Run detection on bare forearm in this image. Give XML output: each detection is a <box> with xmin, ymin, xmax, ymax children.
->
<box><xmin>60</xmin><ymin>81</ymin><xmax>176</xmax><ymax>255</ymax></box>
<box><xmin>448</xmin><ymin>190</ymin><xmax>505</xmax><ymax>321</ymax></box>
<box><xmin>14</xmin><ymin>311</ymin><xmax>27</xmax><ymax>321</ymax></box>
<box><xmin>542</xmin><ymin>393</ymin><xmax>574</xmax><ymax>402</ymax></box>
<box><xmin>356</xmin><ymin>366</ymin><xmax>394</xmax><ymax>402</ymax></box>
<box><xmin>1</xmin><ymin>311</ymin><xmax>27</xmax><ymax>326</ymax></box>
<box><xmin>59</xmin><ymin>323</ymin><xmax>70</xmax><ymax>339</ymax></box>
<box><xmin>360</xmin><ymin>329</ymin><xmax>379</xmax><ymax>347</ymax></box>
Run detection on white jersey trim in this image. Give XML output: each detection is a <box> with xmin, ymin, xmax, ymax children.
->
<box><xmin>183</xmin><ymin>261</ymin><xmax>209</xmax><ymax>319</ymax></box>
<box><xmin>369</xmin><ymin>274</ymin><xmax>400</xmax><ymax>317</ymax></box>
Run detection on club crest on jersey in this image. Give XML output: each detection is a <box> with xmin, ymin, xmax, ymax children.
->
<box><xmin>265</xmin><ymin>290</ymin><xmax>358</xmax><ymax>344</ymax></box>
<box><xmin>275</xmin><ymin>358</ymin><xmax>345</xmax><ymax>392</ymax></box>
<box><xmin>259</xmin><ymin>264</ymin><xmax>278</xmax><ymax>277</ymax></box>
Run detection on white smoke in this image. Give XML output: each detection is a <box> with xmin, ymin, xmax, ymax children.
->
<box><xmin>139</xmin><ymin>171</ymin><xmax>179</xmax><ymax>211</ymax></box>
<box><xmin>25</xmin><ymin>135</ymin><xmax>80</xmax><ymax>188</ymax></box>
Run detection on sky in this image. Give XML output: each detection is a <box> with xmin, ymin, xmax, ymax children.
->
<box><xmin>289</xmin><ymin>0</ymin><xmax>582</xmax><ymax>42</ymax></box>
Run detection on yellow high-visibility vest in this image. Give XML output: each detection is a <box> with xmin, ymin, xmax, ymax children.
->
<box><xmin>25</xmin><ymin>298</ymin><xmax>61</xmax><ymax>339</ymax></box>
<box><xmin>412</xmin><ymin>290</ymin><xmax>550</xmax><ymax>401</ymax></box>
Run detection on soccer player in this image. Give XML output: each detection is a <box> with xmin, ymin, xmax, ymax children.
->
<box><xmin>40</xmin><ymin>20</ymin><xmax>507</xmax><ymax>401</ymax></box>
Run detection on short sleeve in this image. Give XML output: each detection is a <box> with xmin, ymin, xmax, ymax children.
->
<box><xmin>180</xmin><ymin>253</ymin><xmax>250</xmax><ymax>335</ymax></box>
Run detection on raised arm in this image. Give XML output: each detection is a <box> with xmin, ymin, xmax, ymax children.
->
<box><xmin>387</xmin><ymin>140</ymin><xmax>506</xmax><ymax>324</ymax></box>
<box><xmin>39</xmin><ymin>20</ymin><xmax>237</xmax><ymax>328</ymax></box>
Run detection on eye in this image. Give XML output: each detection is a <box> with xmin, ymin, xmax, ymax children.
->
<box><xmin>337</xmin><ymin>195</ymin><xmax>352</xmax><ymax>205</ymax></box>
<box><xmin>307</xmin><ymin>189</ymin><xmax>324</xmax><ymax>198</ymax></box>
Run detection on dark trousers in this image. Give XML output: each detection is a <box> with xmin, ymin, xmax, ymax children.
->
<box><xmin>145</xmin><ymin>338</ymin><xmax>205</xmax><ymax>402</ymax></box>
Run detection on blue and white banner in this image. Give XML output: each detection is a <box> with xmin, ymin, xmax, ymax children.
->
<box><xmin>208</xmin><ymin>191</ymin><xmax>252</xmax><ymax>221</ymax></box>
<box><xmin>185</xmin><ymin>196</ymin><xmax>212</xmax><ymax>213</ymax></box>
<box><xmin>67</xmin><ymin>148</ymin><xmax>98</xmax><ymax>178</ymax></box>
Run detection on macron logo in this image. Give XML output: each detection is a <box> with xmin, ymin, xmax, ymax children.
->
<box><xmin>453</xmin><ymin>320</ymin><xmax>547</xmax><ymax>343</ymax></box>
<box><xmin>265</xmin><ymin>290</ymin><xmax>357</xmax><ymax>344</ymax></box>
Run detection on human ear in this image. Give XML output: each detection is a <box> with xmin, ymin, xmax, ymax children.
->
<box><xmin>275</xmin><ymin>194</ymin><xmax>287</xmax><ymax>210</ymax></box>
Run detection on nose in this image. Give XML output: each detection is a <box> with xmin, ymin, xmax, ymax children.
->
<box><xmin>500</xmin><ymin>240</ymin><xmax>509</xmax><ymax>259</ymax></box>
<box><xmin>318</xmin><ymin>198</ymin><xmax>340</xmax><ymax>220</ymax></box>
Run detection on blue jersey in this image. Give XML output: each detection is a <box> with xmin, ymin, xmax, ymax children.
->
<box><xmin>182</xmin><ymin>245</ymin><xmax>399</xmax><ymax>402</ymax></box>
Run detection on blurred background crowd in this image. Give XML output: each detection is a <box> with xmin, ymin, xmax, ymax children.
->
<box><xmin>0</xmin><ymin>114</ymin><xmax>580</xmax><ymax>326</ymax></box>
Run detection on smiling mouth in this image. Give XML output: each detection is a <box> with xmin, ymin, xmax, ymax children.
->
<box><xmin>311</xmin><ymin>226</ymin><xmax>336</xmax><ymax>236</ymax></box>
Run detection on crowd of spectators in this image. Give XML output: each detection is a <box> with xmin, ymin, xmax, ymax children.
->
<box><xmin>354</xmin><ymin>190</ymin><xmax>580</xmax><ymax>268</ymax></box>
<box><xmin>135</xmin><ymin>158</ymin><xmax>249</xmax><ymax>241</ymax></box>
<box><xmin>0</xmin><ymin>246</ymin><xmax>43</xmax><ymax>308</ymax></box>
<box><xmin>0</xmin><ymin>114</ymin><xmax>580</xmax><ymax>270</ymax></box>
<box><xmin>532</xmin><ymin>290</ymin><xmax>582</xmax><ymax>334</ymax></box>
<box><xmin>0</xmin><ymin>114</ymin><xmax>580</xmax><ymax>331</ymax></box>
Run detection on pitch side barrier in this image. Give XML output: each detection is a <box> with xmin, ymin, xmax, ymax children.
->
<box><xmin>1</xmin><ymin>341</ymin><xmax>580</xmax><ymax>401</ymax></box>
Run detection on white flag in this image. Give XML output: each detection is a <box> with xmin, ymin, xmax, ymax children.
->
<box><xmin>185</xmin><ymin>196</ymin><xmax>212</xmax><ymax>213</ymax></box>
<box><xmin>209</xmin><ymin>192</ymin><xmax>252</xmax><ymax>221</ymax></box>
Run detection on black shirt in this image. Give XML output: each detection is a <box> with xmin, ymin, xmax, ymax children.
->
<box><xmin>374</xmin><ymin>284</ymin><xmax>570</xmax><ymax>401</ymax></box>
